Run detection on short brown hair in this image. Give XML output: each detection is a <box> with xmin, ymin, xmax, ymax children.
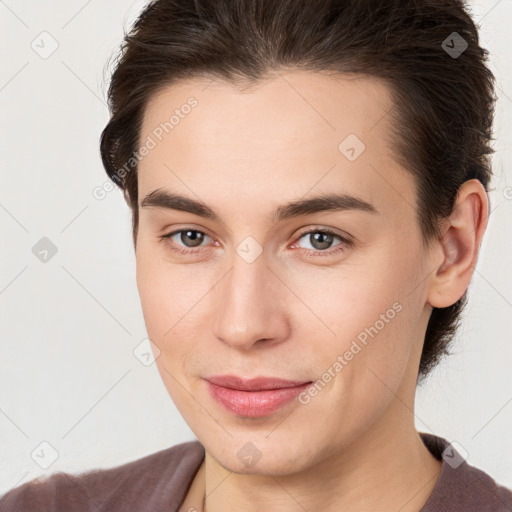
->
<box><xmin>100</xmin><ymin>0</ymin><xmax>497</xmax><ymax>382</ymax></box>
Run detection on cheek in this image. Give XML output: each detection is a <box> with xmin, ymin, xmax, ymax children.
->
<box><xmin>292</xmin><ymin>255</ymin><xmax>413</xmax><ymax>352</ymax></box>
<box><xmin>304</xmin><ymin>245</ymin><xmax>424</xmax><ymax>396</ymax></box>
<box><xmin>135</xmin><ymin>248</ymin><xmax>184</xmax><ymax>362</ymax></box>
<box><xmin>136</xmin><ymin>239</ymin><xmax>185</xmax><ymax>328</ymax></box>
<box><xmin>136</xmin><ymin>254</ymin><xmax>200</xmax><ymax>412</ymax></box>
<box><xmin>305</xmin><ymin>297</ymin><xmax>417</xmax><ymax>440</ymax></box>
<box><xmin>136</xmin><ymin>258</ymin><xmax>166</xmax><ymax>336</ymax></box>
<box><xmin>135</xmin><ymin>248</ymin><xmax>207</xmax><ymax>369</ymax></box>
<box><xmin>314</xmin><ymin>284</ymin><xmax>414</xmax><ymax>392</ymax></box>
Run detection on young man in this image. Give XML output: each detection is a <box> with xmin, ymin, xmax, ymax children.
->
<box><xmin>1</xmin><ymin>0</ymin><xmax>511</xmax><ymax>511</ymax></box>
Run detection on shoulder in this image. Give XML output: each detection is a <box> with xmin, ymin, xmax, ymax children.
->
<box><xmin>432</xmin><ymin>461</ymin><xmax>512</xmax><ymax>512</ymax></box>
<box><xmin>420</xmin><ymin>432</ymin><xmax>512</xmax><ymax>512</ymax></box>
<box><xmin>0</xmin><ymin>440</ymin><xmax>204</xmax><ymax>512</ymax></box>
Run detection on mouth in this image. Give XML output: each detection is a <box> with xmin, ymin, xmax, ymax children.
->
<box><xmin>204</xmin><ymin>375</ymin><xmax>314</xmax><ymax>418</ymax></box>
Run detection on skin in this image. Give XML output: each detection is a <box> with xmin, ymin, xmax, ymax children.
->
<box><xmin>134</xmin><ymin>70</ymin><xmax>488</xmax><ymax>512</ymax></box>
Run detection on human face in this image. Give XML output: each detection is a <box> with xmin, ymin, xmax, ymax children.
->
<box><xmin>135</xmin><ymin>71</ymin><xmax>434</xmax><ymax>475</ymax></box>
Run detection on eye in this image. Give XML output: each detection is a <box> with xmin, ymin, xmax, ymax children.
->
<box><xmin>293</xmin><ymin>228</ymin><xmax>352</xmax><ymax>256</ymax></box>
<box><xmin>159</xmin><ymin>228</ymin><xmax>212</xmax><ymax>254</ymax></box>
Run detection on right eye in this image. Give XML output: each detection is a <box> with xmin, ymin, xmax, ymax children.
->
<box><xmin>159</xmin><ymin>228</ymin><xmax>214</xmax><ymax>254</ymax></box>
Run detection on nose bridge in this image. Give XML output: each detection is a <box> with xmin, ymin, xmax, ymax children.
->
<box><xmin>212</xmin><ymin>250</ymin><xmax>287</xmax><ymax>350</ymax></box>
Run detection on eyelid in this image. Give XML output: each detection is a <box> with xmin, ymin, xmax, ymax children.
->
<box><xmin>293</xmin><ymin>225</ymin><xmax>353</xmax><ymax>243</ymax></box>
<box><xmin>160</xmin><ymin>223</ymin><xmax>213</xmax><ymax>240</ymax></box>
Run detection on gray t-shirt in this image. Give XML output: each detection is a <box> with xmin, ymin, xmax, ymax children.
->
<box><xmin>1</xmin><ymin>432</ymin><xmax>511</xmax><ymax>511</ymax></box>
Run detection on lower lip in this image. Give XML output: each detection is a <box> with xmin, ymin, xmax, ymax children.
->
<box><xmin>205</xmin><ymin>381</ymin><xmax>313</xmax><ymax>418</ymax></box>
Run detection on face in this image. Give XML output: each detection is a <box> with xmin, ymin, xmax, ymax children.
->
<box><xmin>135</xmin><ymin>71</ymin><xmax>435</xmax><ymax>475</ymax></box>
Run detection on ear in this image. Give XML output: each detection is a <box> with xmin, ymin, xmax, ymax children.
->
<box><xmin>426</xmin><ymin>179</ymin><xmax>489</xmax><ymax>308</ymax></box>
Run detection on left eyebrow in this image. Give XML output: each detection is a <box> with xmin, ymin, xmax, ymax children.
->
<box><xmin>271</xmin><ymin>193</ymin><xmax>378</xmax><ymax>222</ymax></box>
<box><xmin>140</xmin><ymin>189</ymin><xmax>379</xmax><ymax>223</ymax></box>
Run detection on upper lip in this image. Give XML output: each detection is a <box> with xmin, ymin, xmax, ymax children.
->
<box><xmin>205</xmin><ymin>375</ymin><xmax>312</xmax><ymax>391</ymax></box>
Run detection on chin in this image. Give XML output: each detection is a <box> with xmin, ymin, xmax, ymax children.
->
<box><xmin>204</xmin><ymin>432</ymin><xmax>320</xmax><ymax>477</ymax></box>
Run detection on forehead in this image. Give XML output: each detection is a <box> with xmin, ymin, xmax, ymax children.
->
<box><xmin>137</xmin><ymin>71</ymin><xmax>416</xmax><ymax>224</ymax></box>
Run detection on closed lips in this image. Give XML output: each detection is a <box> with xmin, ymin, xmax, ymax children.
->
<box><xmin>205</xmin><ymin>375</ymin><xmax>313</xmax><ymax>391</ymax></box>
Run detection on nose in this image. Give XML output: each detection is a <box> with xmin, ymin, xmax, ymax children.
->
<box><xmin>212</xmin><ymin>255</ymin><xmax>290</xmax><ymax>351</ymax></box>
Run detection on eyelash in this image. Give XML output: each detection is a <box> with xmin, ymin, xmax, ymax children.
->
<box><xmin>159</xmin><ymin>226</ymin><xmax>352</xmax><ymax>257</ymax></box>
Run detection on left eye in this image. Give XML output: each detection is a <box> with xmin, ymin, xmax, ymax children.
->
<box><xmin>295</xmin><ymin>230</ymin><xmax>345</xmax><ymax>252</ymax></box>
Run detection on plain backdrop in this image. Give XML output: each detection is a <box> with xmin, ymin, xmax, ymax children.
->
<box><xmin>0</xmin><ymin>0</ymin><xmax>511</xmax><ymax>496</ymax></box>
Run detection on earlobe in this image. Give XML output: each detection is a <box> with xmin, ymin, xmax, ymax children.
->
<box><xmin>427</xmin><ymin>179</ymin><xmax>489</xmax><ymax>308</ymax></box>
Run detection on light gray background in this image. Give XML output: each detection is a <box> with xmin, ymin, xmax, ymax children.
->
<box><xmin>0</xmin><ymin>0</ymin><xmax>511</xmax><ymax>495</ymax></box>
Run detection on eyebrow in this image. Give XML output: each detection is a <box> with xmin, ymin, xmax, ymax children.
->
<box><xmin>140</xmin><ymin>188</ymin><xmax>379</xmax><ymax>223</ymax></box>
